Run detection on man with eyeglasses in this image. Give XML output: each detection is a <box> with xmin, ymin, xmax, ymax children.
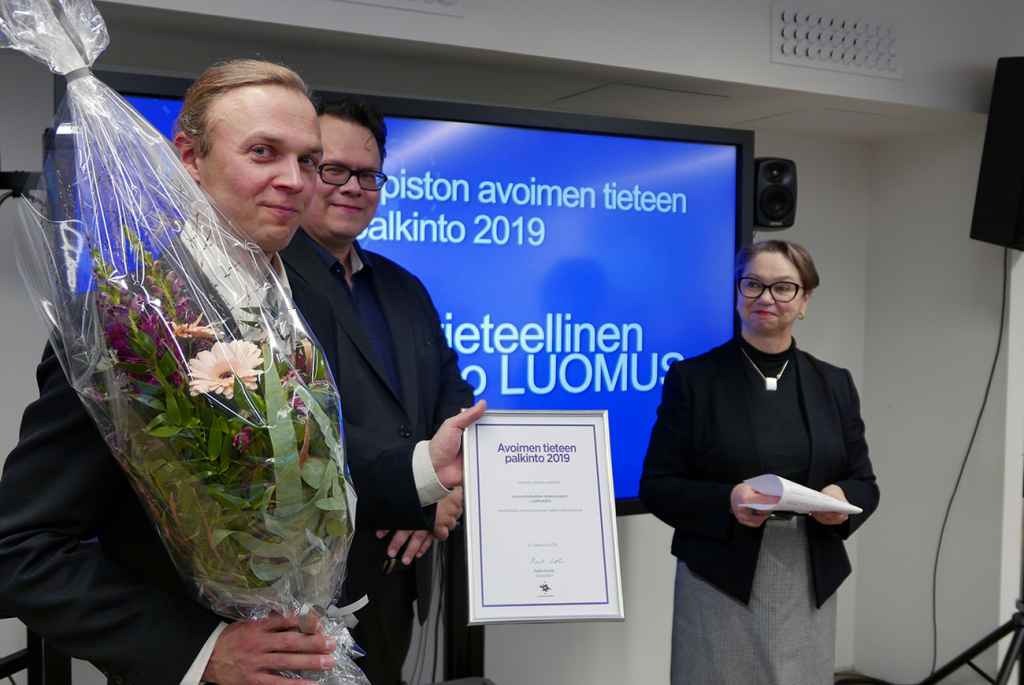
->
<box><xmin>281</xmin><ymin>98</ymin><xmax>474</xmax><ymax>685</ymax></box>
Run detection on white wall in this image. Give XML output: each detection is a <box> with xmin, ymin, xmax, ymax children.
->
<box><xmin>856</xmin><ymin>125</ymin><xmax>1007</xmax><ymax>683</ymax></box>
<box><xmin>98</xmin><ymin>0</ymin><xmax>1024</xmax><ymax>114</ymax></box>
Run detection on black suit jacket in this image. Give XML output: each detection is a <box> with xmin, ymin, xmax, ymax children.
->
<box><xmin>639</xmin><ymin>339</ymin><xmax>880</xmax><ymax>606</ymax></box>
<box><xmin>281</xmin><ymin>230</ymin><xmax>474</xmax><ymax>620</ymax></box>
<box><xmin>0</xmin><ymin>343</ymin><xmax>222</xmax><ymax>685</ymax></box>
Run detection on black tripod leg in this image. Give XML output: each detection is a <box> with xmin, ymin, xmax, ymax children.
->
<box><xmin>996</xmin><ymin>624</ymin><xmax>1024</xmax><ymax>685</ymax></box>
<box><xmin>921</xmin><ymin>619</ymin><xmax>1018</xmax><ymax>684</ymax></box>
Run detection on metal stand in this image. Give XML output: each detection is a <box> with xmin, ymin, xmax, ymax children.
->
<box><xmin>0</xmin><ymin>645</ymin><xmax>27</xmax><ymax>681</ymax></box>
<box><xmin>0</xmin><ymin>171</ymin><xmax>39</xmax><ymax>196</ymax></box>
<box><xmin>918</xmin><ymin>600</ymin><xmax>1024</xmax><ymax>685</ymax></box>
<box><xmin>0</xmin><ymin>628</ymin><xmax>71</xmax><ymax>685</ymax></box>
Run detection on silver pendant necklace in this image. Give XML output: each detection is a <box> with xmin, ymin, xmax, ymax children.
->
<box><xmin>740</xmin><ymin>348</ymin><xmax>789</xmax><ymax>391</ymax></box>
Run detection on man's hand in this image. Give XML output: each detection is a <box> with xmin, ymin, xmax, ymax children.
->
<box><xmin>810</xmin><ymin>484</ymin><xmax>850</xmax><ymax>526</ymax></box>
<box><xmin>376</xmin><ymin>487</ymin><xmax>465</xmax><ymax>565</ymax></box>
<box><xmin>730</xmin><ymin>483</ymin><xmax>781</xmax><ymax>528</ymax></box>
<box><xmin>429</xmin><ymin>400</ymin><xmax>486</xmax><ymax>488</ymax></box>
<box><xmin>203</xmin><ymin>614</ymin><xmax>335</xmax><ymax>685</ymax></box>
<box><xmin>433</xmin><ymin>486</ymin><xmax>463</xmax><ymax>540</ymax></box>
<box><xmin>378</xmin><ymin>528</ymin><xmax>433</xmax><ymax>566</ymax></box>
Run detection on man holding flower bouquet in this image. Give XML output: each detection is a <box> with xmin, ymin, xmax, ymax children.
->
<box><xmin>0</xmin><ymin>56</ymin><xmax>483</xmax><ymax>685</ymax></box>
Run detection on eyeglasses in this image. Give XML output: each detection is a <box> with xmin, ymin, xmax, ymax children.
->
<box><xmin>736</xmin><ymin>277</ymin><xmax>802</xmax><ymax>303</ymax></box>
<box><xmin>317</xmin><ymin>164</ymin><xmax>389</xmax><ymax>191</ymax></box>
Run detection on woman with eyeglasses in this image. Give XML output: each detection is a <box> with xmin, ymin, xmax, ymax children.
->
<box><xmin>640</xmin><ymin>239</ymin><xmax>879</xmax><ymax>685</ymax></box>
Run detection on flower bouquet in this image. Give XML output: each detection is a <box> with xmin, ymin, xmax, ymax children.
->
<box><xmin>1</xmin><ymin>0</ymin><xmax>367</xmax><ymax>682</ymax></box>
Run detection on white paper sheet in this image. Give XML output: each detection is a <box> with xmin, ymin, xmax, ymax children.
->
<box><xmin>743</xmin><ymin>474</ymin><xmax>863</xmax><ymax>515</ymax></box>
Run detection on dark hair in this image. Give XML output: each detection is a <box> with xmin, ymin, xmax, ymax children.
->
<box><xmin>734</xmin><ymin>240</ymin><xmax>820</xmax><ymax>292</ymax></box>
<box><xmin>316</xmin><ymin>96</ymin><xmax>387</xmax><ymax>161</ymax></box>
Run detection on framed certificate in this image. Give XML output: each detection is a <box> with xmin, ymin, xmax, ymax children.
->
<box><xmin>462</xmin><ymin>410</ymin><xmax>624</xmax><ymax>624</ymax></box>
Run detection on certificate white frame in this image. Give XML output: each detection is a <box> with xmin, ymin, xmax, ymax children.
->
<box><xmin>462</xmin><ymin>409</ymin><xmax>624</xmax><ymax>624</ymax></box>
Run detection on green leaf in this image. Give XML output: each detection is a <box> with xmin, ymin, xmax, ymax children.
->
<box><xmin>144</xmin><ymin>414</ymin><xmax>166</xmax><ymax>431</ymax></box>
<box><xmin>158</xmin><ymin>351</ymin><xmax>178</xmax><ymax>379</ymax></box>
<box><xmin>301</xmin><ymin>458</ymin><xmax>327</xmax><ymax>489</ymax></box>
<box><xmin>263</xmin><ymin>347</ymin><xmax>302</xmax><ymax>508</ymax></box>
<box><xmin>250</xmin><ymin>557</ymin><xmax>289</xmax><ymax>582</ymax></box>
<box><xmin>165</xmin><ymin>393</ymin><xmax>181</xmax><ymax>425</ymax></box>
<box><xmin>250</xmin><ymin>392</ymin><xmax>267</xmax><ymax>420</ymax></box>
<box><xmin>255</xmin><ymin>485</ymin><xmax>275</xmax><ymax>510</ymax></box>
<box><xmin>212</xmin><ymin>529</ymin><xmax>234</xmax><ymax>547</ymax></box>
<box><xmin>325</xmin><ymin>516</ymin><xmax>347</xmax><ymax>538</ymax></box>
<box><xmin>134</xmin><ymin>380</ymin><xmax>163</xmax><ymax>395</ymax></box>
<box><xmin>319</xmin><ymin>460</ymin><xmax>339</xmax><ymax>499</ymax></box>
<box><xmin>119</xmin><ymin>362</ymin><xmax>151</xmax><ymax>375</ymax></box>
<box><xmin>207</xmin><ymin>419</ymin><xmax>223</xmax><ymax>460</ymax></box>
<box><xmin>134</xmin><ymin>394</ymin><xmax>165</xmax><ymax>412</ymax></box>
<box><xmin>218</xmin><ymin>442</ymin><xmax>232</xmax><ymax>473</ymax></box>
<box><xmin>147</xmin><ymin>426</ymin><xmax>181</xmax><ymax>438</ymax></box>
<box><xmin>208</xmin><ymin>488</ymin><xmax>248</xmax><ymax>508</ymax></box>
<box><xmin>133</xmin><ymin>332</ymin><xmax>157</xmax><ymax>359</ymax></box>
<box><xmin>315</xmin><ymin>496</ymin><xmax>345</xmax><ymax>511</ymax></box>
<box><xmin>177</xmin><ymin>391</ymin><xmax>194</xmax><ymax>423</ymax></box>
<box><xmin>233</xmin><ymin>531</ymin><xmax>292</xmax><ymax>558</ymax></box>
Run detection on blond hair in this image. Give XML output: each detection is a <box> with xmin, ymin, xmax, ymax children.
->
<box><xmin>175</xmin><ymin>59</ymin><xmax>311</xmax><ymax>157</ymax></box>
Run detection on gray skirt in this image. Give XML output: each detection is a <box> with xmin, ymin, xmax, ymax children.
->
<box><xmin>670</xmin><ymin>517</ymin><xmax>837</xmax><ymax>685</ymax></box>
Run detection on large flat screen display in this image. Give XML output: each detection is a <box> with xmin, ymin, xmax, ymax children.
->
<box><xmin>104</xmin><ymin>75</ymin><xmax>752</xmax><ymax>512</ymax></box>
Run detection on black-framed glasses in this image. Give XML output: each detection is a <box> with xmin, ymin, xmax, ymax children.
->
<box><xmin>318</xmin><ymin>164</ymin><xmax>389</xmax><ymax>191</ymax></box>
<box><xmin>737</xmin><ymin>277</ymin><xmax>802</xmax><ymax>303</ymax></box>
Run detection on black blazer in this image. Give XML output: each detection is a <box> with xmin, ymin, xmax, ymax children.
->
<box><xmin>0</xmin><ymin>343</ymin><xmax>222</xmax><ymax>685</ymax></box>
<box><xmin>639</xmin><ymin>339</ymin><xmax>880</xmax><ymax>606</ymax></box>
<box><xmin>281</xmin><ymin>230</ymin><xmax>474</xmax><ymax>619</ymax></box>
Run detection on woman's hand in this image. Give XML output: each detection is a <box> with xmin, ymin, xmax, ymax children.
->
<box><xmin>810</xmin><ymin>484</ymin><xmax>849</xmax><ymax>526</ymax></box>
<box><xmin>730</xmin><ymin>483</ymin><xmax>780</xmax><ymax>528</ymax></box>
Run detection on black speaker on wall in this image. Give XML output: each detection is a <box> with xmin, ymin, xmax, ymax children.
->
<box><xmin>754</xmin><ymin>157</ymin><xmax>797</xmax><ymax>229</ymax></box>
<box><xmin>971</xmin><ymin>56</ymin><xmax>1024</xmax><ymax>249</ymax></box>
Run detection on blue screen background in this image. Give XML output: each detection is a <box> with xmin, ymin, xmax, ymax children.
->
<box><xmin>125</xmin><ymin>95</ymin><xmax>738</xmax><ymax>503</ymax></box>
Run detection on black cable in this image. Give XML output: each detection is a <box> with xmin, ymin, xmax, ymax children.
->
<box><xmin>431</xmin><ymin>539</ymin><xmax>447</xmax><ymax>683</ymax></box>
<box><xmin>0</xmin><ymin>191</ymin><xmax>14</xmax><ymax>208</ymax></box>
<box><xmin>410</xmin><ymin>541</ymin><xmax>439</xmax><ymax>685</ymax></box>
<box><xmin>409</xmin><ymin>580</ymin><xmax>425</xmax><ymax>685</ymax></box>
<box><xmin>929</xmin><ymin>247</ymin><xmax>1009</xmax><ymax>676</ymax></box>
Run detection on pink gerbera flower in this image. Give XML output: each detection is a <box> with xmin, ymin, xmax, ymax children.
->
<box><xmin>188</xmin><ymin>341</ymin><xmax>263</xmax><ymax>400</ymax></box>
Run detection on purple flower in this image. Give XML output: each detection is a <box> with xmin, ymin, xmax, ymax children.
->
<box><xmin>105</xmin><ymin>319</ymin><xmax>135</xmax><ymax>361</ymax></box>
<box><xmin>138</xmin><ymin>311</ymin><xmax>160</xmax><ymax>338</ymax></box>
<box><xmin>232</xmin><ymin>427</ymin><xmax>253</xmax><ymax>452</ymax></box>
<box><xmin>175</xmin><ymin>297</ymin><xmax>192</xmax><ymax>322</ymax></box>
<box><xmin>290</xmin><ymin>393</ymin><xmax>308</xmax><ymax>416</ymax></box>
